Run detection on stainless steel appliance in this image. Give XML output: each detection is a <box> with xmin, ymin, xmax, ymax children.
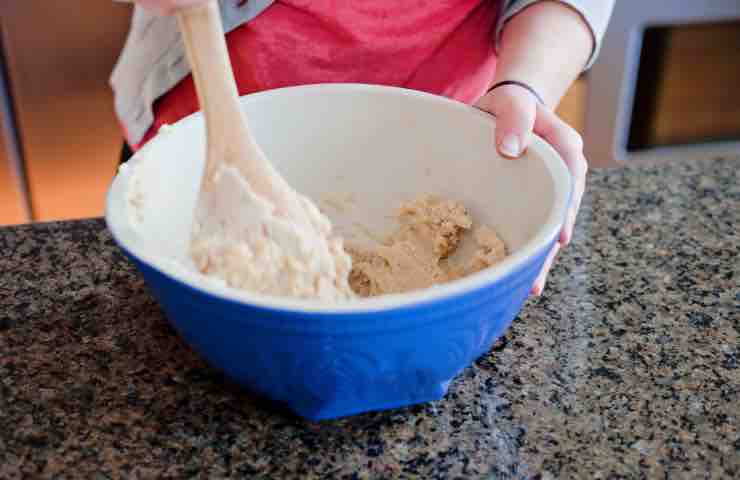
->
<box><xmin>584</xmin><ymin>0</ymin><xmax>740</xmax><ymax>167</ymax></box>
<box><xmin>0</xmin><ymin>1</ymin><xmax>132</xmax><ymax>223</ymax></box>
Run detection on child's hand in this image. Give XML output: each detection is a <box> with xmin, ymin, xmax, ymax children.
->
<box><xmin>475</xmin><ymin>84</ymin><xmax>588</xmax><ymax>296</ymax></box>
<box><xmin>127</xmin><ymin>0</ymin><xmax>212</xmax><ymax>15</ymax></box>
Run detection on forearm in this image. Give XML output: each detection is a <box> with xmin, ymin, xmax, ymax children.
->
<box><xmin>492</xmin><ymin>1</ymin><xmax>595</xmax><ymax>107</ymax></box>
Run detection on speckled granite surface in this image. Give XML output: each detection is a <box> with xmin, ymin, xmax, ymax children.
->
<box><xmin>1</xmin><ymin>157</ymin><xmax>738</xmax><ymax>479</ymax></box>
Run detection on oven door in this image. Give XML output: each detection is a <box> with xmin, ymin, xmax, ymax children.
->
<box><xmin>583</xmin><ymin>0</ymin><xmax>740</xmax><ymax>168</ymax></box>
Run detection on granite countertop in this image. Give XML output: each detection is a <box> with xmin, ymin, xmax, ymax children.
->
<box><xmin>1</xmin><ymin>157</ymin><xmax>738</xmax><ymax>479</ymax></box>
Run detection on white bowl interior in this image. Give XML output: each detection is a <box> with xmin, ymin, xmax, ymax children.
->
<box><xmin>106</xmin><ymin>84</ymin><xmax>570</xmax><ymax>312</ymax></box>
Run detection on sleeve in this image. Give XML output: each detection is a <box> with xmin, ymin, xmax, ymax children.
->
<box><xmin>494</xmin><ymin>0</ymin><xmax>616</xmax><ymax>70</ymax></box>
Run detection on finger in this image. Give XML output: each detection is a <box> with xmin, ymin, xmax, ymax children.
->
<box><xmin>478</xmin><ymin>86</ymin><xmax>537</xmax><ymax>159</ymax></box>
<box><xmin>533</xmin><ymin>106</ymin><xmax>587</xmax><ymax>245</ymax></box>
<box><xmin>531</xmin><ymin>243</ymin><xmax>560</xmax><ymax>296</ymax></box>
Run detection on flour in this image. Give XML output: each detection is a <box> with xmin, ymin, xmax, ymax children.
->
<box><xmin>188</xmin><ymin>163</ymin><xmax>356</xmax><ymax>301</ymax></box>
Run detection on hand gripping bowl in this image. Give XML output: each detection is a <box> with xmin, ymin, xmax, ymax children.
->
<box><xmin>105</xmin><ymin>84</ymin><xmax>571</xmax><ymax>421</ymax></box>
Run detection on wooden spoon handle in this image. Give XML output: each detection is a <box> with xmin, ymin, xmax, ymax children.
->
<box><xmin>175</xmin><ymin>1</ymin><xmax>305</xmax><ymax>220</ymax></box>
<box><xmin>176</xmin><ymin>2</ymin><xmax>259</xmax><ymax>170</ymax></box>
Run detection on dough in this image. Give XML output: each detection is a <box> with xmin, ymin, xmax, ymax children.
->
<box><xmin>188</xmin><ymin>164</ymin><xmax>355</xmax><ymax>301</ymax></box>
<box><xmin>347</xmin><ymin>196</ymin><xmax>507</xmax><ymax>297</ymax></box>
<box><xmin>126</xmin><ymin>158</ymin><xmax>504</xmax><ymax>302</ymax></box>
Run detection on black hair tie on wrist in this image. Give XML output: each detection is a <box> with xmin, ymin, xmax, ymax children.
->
<box><xmin>487</xmin><ymin>80</ymin><xmax>545</xmax><ymax>105</ymax></box>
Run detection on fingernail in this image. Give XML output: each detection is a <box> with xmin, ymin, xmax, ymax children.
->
<box><xmin>499</xmin><ymin>134</ymin><xmax>521</xmax><ymax>157</ymax></box>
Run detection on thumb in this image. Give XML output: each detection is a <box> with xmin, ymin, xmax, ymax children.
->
<box><xmin>477</xmin><ymin>85</ymin><xmax>537</xmax><ymax>159</ymax></box>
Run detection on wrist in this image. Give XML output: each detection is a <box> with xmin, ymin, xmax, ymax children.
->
<box><xmin>487</xmin><ymin>80</ymin><xmax>544</xmax><ymax>106</ymax></box>
<box><xmin>493</xmin><ymin>1</ymin><xmax>593</xmax><ymax>106</ymax></box>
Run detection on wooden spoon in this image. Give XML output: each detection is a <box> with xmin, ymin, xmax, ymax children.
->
<box><xmin>175</xmin><ymin>1</ymin><xmax>306</xmax><ymax>223</ymax></box>
<box><xmin>174</xmin><ymin>1</ymin><xmax>353</xmax><ymax>301</ymax></box>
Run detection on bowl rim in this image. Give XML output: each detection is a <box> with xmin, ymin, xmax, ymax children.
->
<box><xmin>105</xmin><ymin>83</ymin><xmax>572</xmax><ymax>314</ymax></box>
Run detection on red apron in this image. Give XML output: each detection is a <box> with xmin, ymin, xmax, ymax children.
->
<box><xmin>132</xmin><ymin>0</ymin><xmax>499</xmax><ymax>150</ymax></box>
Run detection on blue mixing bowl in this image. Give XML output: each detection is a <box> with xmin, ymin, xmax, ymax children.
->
<box><xmin>106</xmin><ymin>84</ymin><xmax>571</xmax><ymax>420</ymax></box>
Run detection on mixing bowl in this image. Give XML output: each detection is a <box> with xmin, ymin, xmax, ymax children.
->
<box><xmin>105</xmin><ymin>84</ymin><xmax>571</xmax><ymax>421</ymax></box>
